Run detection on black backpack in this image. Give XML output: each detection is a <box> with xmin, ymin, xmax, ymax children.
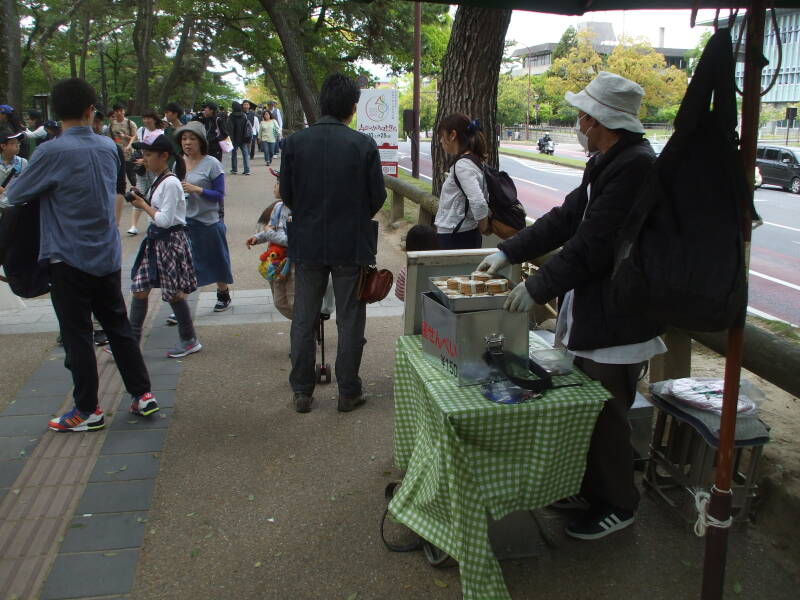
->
<box><xmin>452</xmin><ymin>154</ymin><xmax>527</xmax><ymax>239</ymax></box>
<box><xmin>609</xmin><ymin>28</ymin><xmax>754</xmax><ymax>332</ymax></box>
<box><xmin>0</xmin><ymin>199</ymin><xmax>50</xmax><ymax>298</ymax></box>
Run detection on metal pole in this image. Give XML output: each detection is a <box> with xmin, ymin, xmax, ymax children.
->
<box><xmin>701</xmin><ymin>3</ymin><xmax>765</xmax><ymax>598</ymax></box>
<box><xmin>526</xmin><ymin>52</ymin><xmax>531</xmax><ymax>141</ymax></box>
<box><xmin>411</xmin><ymin>1</ymin><xmax>421</xmax><ymax>179</ymax></box>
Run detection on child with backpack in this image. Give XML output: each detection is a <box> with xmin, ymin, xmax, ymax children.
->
<box><xmin>246</xmin><ymin>169</ymin><xmax>293</xmax><ymax>319</ymax></box>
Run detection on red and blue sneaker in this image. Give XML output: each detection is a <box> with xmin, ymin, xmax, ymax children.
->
<box><xmin>130</xmin><ymin>392</ymin><xmax>159</xmax><ymax>417</ymax></box>
<box><xmin>48</xmin><ymin>407</ymin><xmax>105</xmax><ymax>432</ymax></box>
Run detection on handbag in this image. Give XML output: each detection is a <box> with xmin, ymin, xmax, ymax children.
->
<box><xmin>357</xmin><ymin>265</ymin><xmax>393</xmax><ymax>303</ymax></box>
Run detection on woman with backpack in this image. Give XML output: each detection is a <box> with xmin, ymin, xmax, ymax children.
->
<box><xmin>435</xmin><ymin>113</ymin><xmax>489</xmax><ymax>250</ymax></box>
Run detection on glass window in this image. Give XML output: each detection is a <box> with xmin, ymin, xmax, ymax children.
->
<box><xmin>765</xmin><ymin>148</ymin><xmax>780</xmax><ymax>160</ymax></box>
<box><xmin>780</xmin><ymin>151</ymin><xmax>794</xmax><ymax>163</ymax></box>
<box><xmin>757</xmin><ymin>148</ymin><xmax>765</xmax><ymax>158</ymax></box>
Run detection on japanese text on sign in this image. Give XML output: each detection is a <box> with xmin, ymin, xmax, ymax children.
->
<box><xmin>357</xmin><ymin>89</ymin><xmax>398</xmax><ymax>177</ymax></box>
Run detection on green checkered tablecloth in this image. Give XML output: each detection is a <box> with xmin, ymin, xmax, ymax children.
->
<box><xmin>391</xmin><ymin>335</ymin><xmax>607</xmax><ymax>600</ymax></box>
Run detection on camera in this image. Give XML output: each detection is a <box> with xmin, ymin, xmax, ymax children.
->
<box><xmin>124</xmin><ymin>187</ymin><xmax>145</xmax><ymax>204</ymax></box>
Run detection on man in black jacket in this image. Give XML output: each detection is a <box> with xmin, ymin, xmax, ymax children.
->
<box><xmin>193</xmin><ymin>102</ymin><xmax>227</xmax><ymax>161</ymax></box>
<box><xmin>226</xmin><ymin>101</ymin><xmax>251</xmax><ymax>175</ymax></box>
<box><xmin>479</xmin><ymin>71</ymin><xmax>664</xmax><ymax>540</ymax></box>
<box><xmin>280</xmin><ymin>73</ymin><xmax>386</xmax><ymax>414</ymax></box>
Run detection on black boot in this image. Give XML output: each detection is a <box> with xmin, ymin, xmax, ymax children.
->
<box><xmin>214</xmin><ymin>289</ymin><xmax>231</xmax><ymax>312</ymax></box>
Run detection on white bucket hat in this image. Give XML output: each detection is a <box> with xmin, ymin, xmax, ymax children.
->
<box><xmin>565</xmin><ymin>71</ymin><xmax>645</xmax><ymax>134</ymax></box>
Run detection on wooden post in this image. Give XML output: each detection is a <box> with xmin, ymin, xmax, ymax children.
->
<box><xmin>417</xmin><ymin>207</ymin><xmax>434</xmax><ymax>225</ymax></box>
<box><xmin>391</xmin><ymin>189</ymin><xmax>405</xmax><ymax>224</ymax></box>
<box><xmin>649</xmin><ymin>329</ymin><xmax>692</xmax><ymax>383</ymax></box>
<box><xmin>702</xmin><ymin>3</ymin><xmax>765</xmax><ymax>599</ymax></box>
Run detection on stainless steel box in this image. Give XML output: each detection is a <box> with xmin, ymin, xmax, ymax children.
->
<box><xmin>420</xmin><ymin>292</ymin><xmax>529</xmax><ymax>386</ymax></box>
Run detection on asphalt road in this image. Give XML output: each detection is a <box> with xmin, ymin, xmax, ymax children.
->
<box><xmin>398</xmin><ymin>141</ymin><xmax>800</xmax><ymax>325</ymax></box>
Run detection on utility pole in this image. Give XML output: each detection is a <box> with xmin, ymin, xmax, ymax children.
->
<box><xmin>526</xmin><ymin>49</ymin><xmax>531</xmax><ymax>141</ymax></box>
<box><xmin>412</xmin><ymin>2</ymin><xmax>421</xmax><ymax>178</ymax></box>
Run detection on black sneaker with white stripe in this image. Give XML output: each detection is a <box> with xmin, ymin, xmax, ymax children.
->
<box><xmin>565</xmin><ymin>507</ymin><xmax>635</xmax><ymax>540</ymax></box>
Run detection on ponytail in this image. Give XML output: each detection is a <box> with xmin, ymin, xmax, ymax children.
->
<box><xmin>437</xmin><ymin>113</ymin><xmax>488</xmax><ymax>162</ymax></box>
<box><xmin>173</xmin><ymin>154</ymin><xmax>186</xmax><ymax>181</ymax></box>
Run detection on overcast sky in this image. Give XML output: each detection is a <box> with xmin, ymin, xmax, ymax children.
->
<box><xmin>506</xmin><ymin>8</ymin><xmax>722</xmax><ymax>50</ymax></box>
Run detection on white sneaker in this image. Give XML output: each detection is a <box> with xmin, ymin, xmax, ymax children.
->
<box><xmin>126</xmin><ymin>226</ymin><xmax>139</xmax><ymax>236</ymax></box>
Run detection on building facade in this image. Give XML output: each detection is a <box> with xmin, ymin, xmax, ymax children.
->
<box><xmin>511</xmin><ymin>22</ymin><xmax>689</xmax><ymax>78</ymax></box>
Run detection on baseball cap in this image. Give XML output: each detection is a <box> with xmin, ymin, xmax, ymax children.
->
<box><xmin>133</xmin><ymin>135</ymin><xmax>176</xmax><ymax>154</ymax></box>
<box><xmin>0</xmin><ymin>130</ymin><xmax>24</xmax><ymax>144</ymax></box>
<box><xmin>0</xmin><ymin>105</ymin><xmax>13</xmax><ymax>115</ymax></box>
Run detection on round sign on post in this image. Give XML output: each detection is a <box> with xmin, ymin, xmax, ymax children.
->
<box><xmin>356</xmin><ymin>75</ymin><xmax>369</xmax><ymax>89</ymax></box>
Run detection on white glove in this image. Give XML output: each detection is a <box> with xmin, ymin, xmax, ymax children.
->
<box><xmin>476</xmin><ymin>251</ymin><xmax>510</xmax><ymax>275</ymax></box>
<box><xmin>504</xmin><ymin>281</ymin><xmax>536</xmax><ymax>313</ymax></box>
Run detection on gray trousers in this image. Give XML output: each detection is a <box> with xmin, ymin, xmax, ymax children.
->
<box><xmin>290</xmin><ymin>263</ymin><xmax>366</xmax><ymax>398</ymax></box>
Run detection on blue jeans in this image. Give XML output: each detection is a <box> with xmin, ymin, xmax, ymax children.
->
<box><xmin>261</xmin><ymin>141</ymin><xmax>277</xmax><ymax>164</ymax></box>
<box><xmin>230</xmin><ymin>142</ymin><xmax>251</xmax><ymax>173</ymax></box>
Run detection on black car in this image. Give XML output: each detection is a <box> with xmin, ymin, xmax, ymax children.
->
<box><xmin>756</xmin><ymin>144</ymin><xmax>800</xmax><ymax>193</ymax></box>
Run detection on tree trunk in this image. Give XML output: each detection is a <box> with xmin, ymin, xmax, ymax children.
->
<box><xmin>431</xmin><ymin>6</ymin><xmax>511</xmax><ymax>196</ymax></box>
<box><xmin>157</xmin><ymin>16</ymin><xmax>195</xmax><ymax>109</ymax></box>
<box><xmin>79</xmin><ymin>11</ymin><xmax>91</xmax><ymax>80</ymax></box>
<box><xmin>0</xmin><ymin>0</ymin><xmax>22</xmax><ymax>109</ymax></box>
<box><xmin>132</xmin><ymin>0</ymin><xmax>155</xmax><ymax>113</ymax></box>
<box><xmin>259</xmin><ymin>0</ymin><xmax>320</xmax><ymax>124</ymax></box>
<box><xmin>68</xmin><ymin>22</ymin><xmax>78</xmax><ymax>78</ymax></box>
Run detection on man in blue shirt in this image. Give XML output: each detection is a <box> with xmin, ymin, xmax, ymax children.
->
<box><xmin>6</xmin><ymin>78</ymin><xmax>159</xmax><ymax>432</ymax></box>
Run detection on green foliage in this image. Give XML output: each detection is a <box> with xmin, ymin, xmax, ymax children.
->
<box><xmin>552</xmin><ymin>26</ymin><xmax>578</xmax><ymax>61</ymax></box>
<box><xmin>497</xmin><ymin>74</ymin><xmax>527</xmax><ymax>126</ymax></box>
<box><xmin>684</xmin><ymin>30</ymin><xmax>712</xmax><ymax>77</ymax></box>
<box><xmin>397</xmin><ymin>74</ymin><xmax>438</xmax><ymax>133</ymax></box>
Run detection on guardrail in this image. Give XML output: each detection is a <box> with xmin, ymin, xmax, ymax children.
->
<box><xmin>385</xmin><ymin>173</ymin><xmax>799</xmax><ymax>397</ymax></box>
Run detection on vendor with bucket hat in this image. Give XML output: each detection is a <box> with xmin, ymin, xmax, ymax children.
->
<box><xmin>477</xmin><ymin>71</ymin><xmax>665</xmax><ymax>540</ymax></box>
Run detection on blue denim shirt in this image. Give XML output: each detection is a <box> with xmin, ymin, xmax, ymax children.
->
<box><xmin>6</xmin><ymin>126</ymin><xmax>122</xmax><ymax>277</ymax></box>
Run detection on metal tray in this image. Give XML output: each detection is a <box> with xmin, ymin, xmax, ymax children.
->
<box><xmin>428</xmin><ymin>276</ymin><xmax>512</xmax><ymax>313</ymax></box>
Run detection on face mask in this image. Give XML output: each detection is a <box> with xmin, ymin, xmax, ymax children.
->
<box><xmin>575</xmin><ymin>115</ymin><xmax>592</xmax><ymax>152</ymax></box>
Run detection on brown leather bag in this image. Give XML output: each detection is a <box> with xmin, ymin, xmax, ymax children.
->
<box><xmin>357</xmin><ymin>266</ymin><xmax>394</xmax><ymax>304</ymax></box>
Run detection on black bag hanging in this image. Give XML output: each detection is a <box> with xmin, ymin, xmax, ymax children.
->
<box><xmin>609</xmin><ymin>28</ymin><xmax>754</xmax><ymax>332</ymax></box>
<box><xmin>0</xmin><ymin>199</ymin><xmax>50</xmax><ymax>298</ymax></box>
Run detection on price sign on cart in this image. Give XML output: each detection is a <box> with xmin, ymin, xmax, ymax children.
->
<box><xmin>356</xmin><ymin>88</ymin><xmax>399</xmax><ymax>177</ymax></box>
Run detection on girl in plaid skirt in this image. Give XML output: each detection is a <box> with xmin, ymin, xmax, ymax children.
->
<box><xmin>127</xmin><ymin>136</ymin><xmax>201</xmax><ymax>358</ymax></box>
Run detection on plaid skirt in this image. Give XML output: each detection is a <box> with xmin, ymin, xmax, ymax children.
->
<box><xmin>131</xmin><ymin>226</ymin><xmax>198</xmax><ymax>302</ymax></box>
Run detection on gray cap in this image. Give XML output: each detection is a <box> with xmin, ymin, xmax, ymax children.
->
<box><xmin>173</xmin><ymin>120</ymin><xmax>208</xmax><ymax>154</ymax></box>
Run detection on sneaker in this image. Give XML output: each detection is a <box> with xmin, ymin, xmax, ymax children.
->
<box><xmin>93</xmin><ymin>329</ymin><xmax>109</xmax><ymax>346</ymax></box>
<box><xmin>166</xmin><ymin>313</ymin><xmax>178</xmax><ymax>326</ymax></box>
<box><xmin>102</xmin><ymin>346</ymin><xmax>113</xmax><ymax>355</ymax></box>
<box><xmin>130</xmin><ymin>392</ymin><xmax>160</xmax><ymax>416</ymax></box>
<box><xmin>243</xmin><ymin>172</ymin><xmax>251</xmax><ymax>176</ymax></box>
<box><xmin>294</xmin><ymin>393</ymin><xmax>313</xmax><ymax>413</ymax></box>
<box><xmin>126</xmin><ymin>226</ymin><xmax>139</xmax><ymax>236</ymax></box>
<box><xmin>565</xmin><ymin>508</ymin><xmax>635</xmax><ymax>541</ymax></box>
<box><xmin>49</xmin><ymin>407</ymin><xmax>105</xmax><ymax>432</ymax></box>
<box><xmin>214</xmin><ymin>290</ymin><xmax>231</xmax><ymax>312</ymax></box>
<box><xmin>230</xmin><ymin>170</ymin><xmax>238</xmax><ymax>174</ymax></box>
<box><xmin>166</xmin><ymin>338</ymin><xmax>202</xmax><ymax>358</ymax></box>
<box><xmin>337</xmin><ymin>394</ymin><xmax>366</xmax><ymax>413</ymax></box>
<box><xmin>549</xmin><ymin>494</ymin><xmax>590</xmax><ymax>511</ymax></box>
